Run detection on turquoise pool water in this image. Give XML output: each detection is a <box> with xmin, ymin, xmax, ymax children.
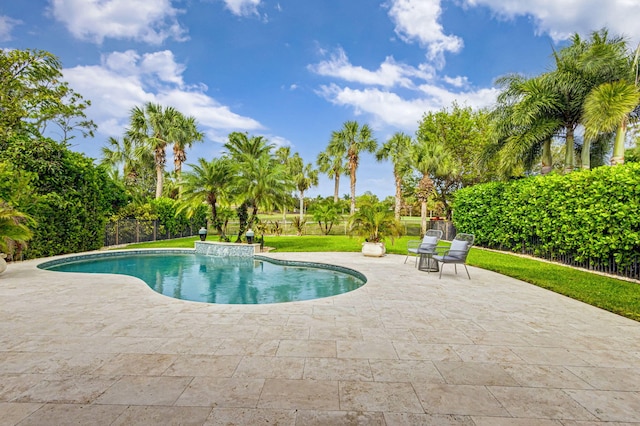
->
<box><xmin>40</xmin><ymin>252</ymin><xmax>366</xmax><ymax>304</ymax></box>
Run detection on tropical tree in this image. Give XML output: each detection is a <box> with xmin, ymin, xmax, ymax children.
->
<box><xmin>127</xmin><ymin>103</ymin><xmax>197</xmax><ymax>199</ymax></box>
<box><xmin>310</xmin><ymin>199</ymin><xmax>340</xmax><ymax>235</ymax></box>
<box><xmin>488</xmin><ymin>74</ymin><xmax>561</xmax><ymax>176</ymax></box>
<box><xmin>581</xmin><ymin>30</ymin><xmax>640</xmax><ymax>166</ymax></box>
<box><xmin>0</xmin><ymin>202</ymin><xmax>33</xmax><ymax>256</ymax></box>
<box><xmin>317</xmin><ymin>133</ymin><xmax>348</xmax><ymax>203</ymax></box>
<box><xmin>348</xmin><ymin>200</ymin><xmax>403</xmax><ymax>244</ymax></box>
<box><xmin>0</xmin><ymin>48</ymin><xmax>95</xmax><ymax>143</ymax></box>
<box><xmin>289</xmin><ymin>153</ymin><xmax>319</xmax><ymax>221</ymax></box>
<box><xmin>179</xmin><ymin>157</ymin><xmax>234</xmax><ymax>240</ymax></box>
<box><xmin>172</xmin><ymin>115</ymin><xmax>204</xmax><ymax>176</ymax></box>
<box><xmin>225</xmin><ymin>132</ymin><xmax>274</xmax><ymax>160</ymax></box>
<box><xmin>329</xmin><ymin>121</ymin><xmax>377</xmax><ymax>215</ymax></box>
<box><xmin>376</xmin><ymin>132</ymin><xmax>413</xmax><ymax>220</ymax></box>
<box><xmin>412</xmin><ymin>140</ymin><xmax>453</xmax><ymax>233</ymax></box>
<box><xmin>223</xmin><ymin>133</ymin><xmax>290</xmax><ymax>241</ymax></box>
<box><xmin>415</xmin><ymin>105</ymin><xmax>491</xmax><ymax>223</ymax></box>
<box><xmin>100</xmin><ymin>136</ymin><xmax>155</xmax><ymax>192</ymax></box>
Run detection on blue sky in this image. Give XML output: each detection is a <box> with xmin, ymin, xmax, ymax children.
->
<box><xmin>2</xmin><ymin>0</ymin><xmax>639</xmax><ymax>198</ymax></box>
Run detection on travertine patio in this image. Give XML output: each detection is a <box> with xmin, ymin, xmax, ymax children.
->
<box><xmin>1</xmin><ymin>251</ymin><xmax>640</xmax><ymax>425</ymax></box>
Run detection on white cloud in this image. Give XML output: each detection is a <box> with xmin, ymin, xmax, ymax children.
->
<box><xmin>310</xmin><ymin>46</ymin><xmax>496</xmax><ymax>133</ymax></box>
<box><xmin>385</xmin><ymin>0</ymin><xmax>463</xmax><ymax>63</ymax></box>
<box><xmin>316</xmin><ymin>83</ymin><xmax>498</xmax><ymax>131</ymax></box>
<box><xmin>442</xmin><ymin>75</ymin><xmax>468</xmax><ymax>88</ymax></box>
<box><xmin>309</xmin><ymin>47</ymin><xmax>434</xmax><ymax>88</ymax></box>
<box><xmin>62</xmin><ymin>50</ymin><xmax>262</xmax><ymax>144</ymax></box>
<box><xmin>50</xmin><ymin>0</ymin><xmax>187</xmax><ymax>44</ymax></box>
<box><xmin>223</xmin><ymin>0</ymin><xmax>261</xmax><ymax>16</ymax></box>
<box><xmin>0</xmin><ymin>15</ymin><xmax>22</xmax><ymax>41</ymax></box>
<box><xmin>463</xmin><ymin>0</ymin><xmax>640</xmax><ymax>44</ymax></box>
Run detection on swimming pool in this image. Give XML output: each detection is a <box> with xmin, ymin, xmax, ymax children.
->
<box><xmin>39</xmin><ymin>251</ymin><xmax>367</xmax><ymax>304</ymax></box>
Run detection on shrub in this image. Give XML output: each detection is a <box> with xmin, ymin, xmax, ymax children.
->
<box><xmin>452</xmin><ymin>163</ymin><xmax>640</xmax><ymax>266</ymax></box>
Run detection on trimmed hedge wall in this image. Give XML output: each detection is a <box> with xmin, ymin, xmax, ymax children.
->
<box><xmin>452</xmin><ymin>163</ymin><xmax>640</xmax><ymax>267</ymax></box>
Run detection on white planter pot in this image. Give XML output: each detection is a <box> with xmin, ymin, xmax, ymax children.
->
<box><xmin>0</xmin><ymin>256</ymin><xmax>7</xmax><ymax>275</ymax></box>
<box><xmin>362</xmin><ymin>242</ymin><xmax>386</xmax><ymax>257</ymax></box>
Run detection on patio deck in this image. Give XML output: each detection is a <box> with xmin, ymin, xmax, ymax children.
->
<box><xmin>1</xmin><ymin>251</ymin><xmax>640</xmax><ymax>425</ymax></box>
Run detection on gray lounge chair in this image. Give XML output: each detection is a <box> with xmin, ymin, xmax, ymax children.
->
<box><xmin>432</xmin><ymin>233</ymin><xmax>474</xmax><ymax>279</ymax></box>
<box><xmin>405</xmin><ymin>229</ymin><xmax>443</xmax><ymax>267</ymax></box>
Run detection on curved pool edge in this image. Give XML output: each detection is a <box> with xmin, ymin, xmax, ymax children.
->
<box><xmin>35</xmin><ymin>249</ymin><xmax>369</xmax><ymax>305</ymax></box>
<box><xmin>254</xmin><ymin>254</ymin><xmax>367</xmax><ymax>284</ymax></box>
<box><xmin>36</xmin><ymin>248</ymin><xmax>196</xmax><ymax>270</ymax></box>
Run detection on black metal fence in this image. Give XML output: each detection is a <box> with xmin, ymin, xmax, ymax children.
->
<box><xmin>104</xmin><ymin>219</ymin><xmax>199</xmax><ymax>246</ymax></box>
<box><xmin>481</xmin><ymin>238</ymin><xmax>640</xmax><ymax>281</ymax></box>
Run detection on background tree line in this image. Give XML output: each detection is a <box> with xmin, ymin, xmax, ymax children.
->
<box><xmin>2</xmin><ymin>27</ymin><xmax>639</xmax><ymax>258</ymax></box>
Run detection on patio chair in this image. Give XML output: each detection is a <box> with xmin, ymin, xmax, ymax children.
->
<box><xmin>404</xmin><ymin>229</ymin><xmax>443</xmax><ymax>267</ymax></box>
<box><xmin>432</xmin><ymin>233</ymin><xmax>474</xmax><ymax>279</ymax></box>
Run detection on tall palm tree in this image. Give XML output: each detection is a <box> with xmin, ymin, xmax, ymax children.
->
<box><xmin>127</xmin><ymin>103</ymin><xmax>183</xmax><ymax>199</ymax></box>
<box><xmin>180</xmin><ymin>157</ymin><xmax>234</xmax><ymax>240</ymax></box>
<box><xmin>488</xmin><ymin>74</ymin><xmax>562</xmax><ymax>176</ymax></box>
<box><xmin>290</xmin><ymin>153</ymin><xmax>319</xmax><ymax>221</ymax></box>
<box><xmin>581</xmin><ymin>30</ymin><xmax>640</xmax><ymax>166</ymax></box>
<box><xmin>317</xmin><ymin>133</ymin><xmax>347</xmax><ymax>203</ymax></box>
<box><xmin>172</xmin><ymin>115</ymin><xmax>204</xmax><ymax>176</ymax></box>
<box><xmin>223</xmin><ymin>132</ymin><xmax>291</xmax><ymax>241</ymax></box>
<box><xmin>330</xmin><ymin>121</ymin><xmax>377</xmax><ymax>214</ymax></box>
<box><xmin>376</xmin><ymin>132</ymin><xmax>413</xmax><ymax>220</ymax></box>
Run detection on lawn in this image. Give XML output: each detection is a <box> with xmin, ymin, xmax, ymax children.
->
<box><xmin>121</xmin><ymin>235</ymin><xmax>640</xmax><ymax>322</ymax></box>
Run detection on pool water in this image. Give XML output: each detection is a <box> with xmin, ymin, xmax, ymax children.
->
<box><xmin>43</xmin><ymin>253</ymin><xmax>366</xmax><ymax>304</ymax></box>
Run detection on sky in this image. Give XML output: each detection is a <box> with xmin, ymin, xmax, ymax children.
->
<box><xmin>2</xmin><ymin>0</ymin><xmax>640</xmax><ymax>199</ymax></box>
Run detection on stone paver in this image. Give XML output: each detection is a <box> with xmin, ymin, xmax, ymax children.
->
<box><xmin>1</xmin><ymin>251</ymin><xmax>640</xmax><ymax>424</ymax></box>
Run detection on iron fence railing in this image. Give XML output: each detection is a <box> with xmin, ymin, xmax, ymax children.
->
<box><xmin>104</xmin><ymin>219</ymin><xmax>199</xmax><ymax>246</ymax></box>
<box><xmin>480</xmin><ymin>238</ymin><xmax>640</xmax><ymax>281</ymax></box>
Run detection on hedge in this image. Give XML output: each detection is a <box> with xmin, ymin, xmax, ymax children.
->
<box><xmin>452</xmin><ymin>163</ymin><xmax>640</xmax><ymax>267</ymax></box>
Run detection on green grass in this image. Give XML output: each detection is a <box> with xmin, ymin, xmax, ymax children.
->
<box><xmin>120</xmin><ymin>235</ymin><xmax>640</xmax><ymax>322</ymax></box>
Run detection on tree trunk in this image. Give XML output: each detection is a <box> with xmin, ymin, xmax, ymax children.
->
<box><xmin>611</xmin><ymin>121</ymin><xmax>626</xmax><ymax>165</ymax></box>
<box><xmin>155</xmin><ymin>164</ymin><xmax>163</xmax><ymax>199</ymax></box>
<box><xmin>299</xmin><ymin>190</ymin><xmax>304</xmax><ymax>222</ymax></box>
<box><xmin>563</xmin><ymin>127</ymin><xmax>575</xmax><ymax>174</ymax></box>
<box><xmin>541</xmin><ymin>139</ymin><xmax>553</xmax><ymax>175</ymax></box>
<box><xmin>350</xmin><ymin>163</ymin><xmax>357</xmax><ymax>215</ymax></box>
<box><xmin>394</xmin><ymin>172</ymin><xmax>402</xmax><ymax>221</ymax></box>
<box><xmin>581</xmin><ymin>139</ymin><xmax>591</xmax><ymax>170</ymax></box>
<box><xmin>420</xmin><ymin>201</ymin><xmax>427</xmax><ymax>237</ymax></box>
<box><xmin>333</xmin><ymin>174</ymin><xmax>340</xmax><ymax>203</ymax></box>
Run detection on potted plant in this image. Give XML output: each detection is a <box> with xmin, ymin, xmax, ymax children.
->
<box><xmin>348</xmin><ymin>201</ymin><xmax>404</xmax><ymax>257</ymax></box>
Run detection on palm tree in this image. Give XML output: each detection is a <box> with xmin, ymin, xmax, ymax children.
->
<box><xmin>127</xmin><ymin>103</ymin><xmax>183</xmax><ymax>199</ymax></box>
<box><xmin>412</xmin><ymin>140</ymin><xmax>453</xmax><ymax>235</ymax></box>
<box><xmin>180</xmin><ymin>157</ymin><xmax>234</xmax><ymax>240</ymax></box>
<box><xmin>100</xmin><ymin>136</ymin><xmax>154</xmax><ymax>186</ymax></box>
<box><xmin>347</xmin><ymin>200</ymin><xmax>403</xmax><ymax>244</ymax></box>
<box><xmin>330</xmin><ymin>121</ymin><xmax>377</xmax><ymax>215</ymax></box>
<box><xmin>0</xmin><ymin>202</ymin><xmax>33</xmax><ymax>256</ymax></box>
<box><xmin>317</xmin><ymin>135</ymin><xmax>347</xmax><ymax>203</ymax></box>
<box><xmin>172</xmin><ymin>115</ymin><xmax>204</xmax><ymax>176</ymax></box>
<box><xmin>275</xmin><ymin>146</ymin><xmax>294</xmax><ymax>221</ymax></box>
<box><xmin>488</xmin><ymin>74</ymin><xmax>562</xmax><ymax>176</ymax></box>
<box><xmin>376</xmin><ymin>132</ymin><xmax>413</xmax><ymax>220</ymax></box>
<box><xmin>223</xmin><ymin>133</ymin><xmax>291</xmax><ymax>241</ymax></box>
<box><xmin>224</xmin><ymin>132</ymin><xmax>274</xmax><ymax>160</ymax></box>
<box><xmin>289</xmin><ymin>153</ymin><xmax>319</xmax><ymax>221</ymax></box>
<box><xmin>581</xmin><ymin>30</ymin><xmax>640</xmax><ymax>166</ymax></box>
